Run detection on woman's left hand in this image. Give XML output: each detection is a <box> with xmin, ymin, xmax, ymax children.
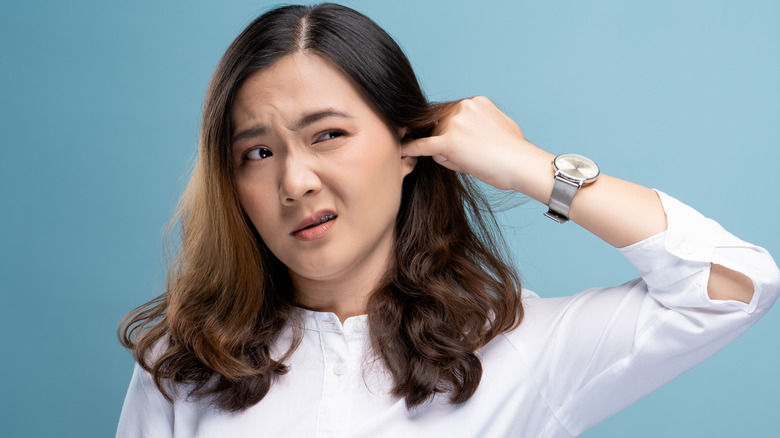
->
<box><xmin>401</xmin><ymin>96</ymin><xmax>555</xmax><ymax>201</ymax></box>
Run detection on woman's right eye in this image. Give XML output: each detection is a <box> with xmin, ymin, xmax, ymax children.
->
<box><xmin>243</xmin><ymin>147</ymin><xmax>273</xmax><ymax>161</ymax></box>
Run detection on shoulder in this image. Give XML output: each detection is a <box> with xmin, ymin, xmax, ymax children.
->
<box><xmin>500</xmin><ymin>281</ymin><xmax>648</xmax><ymax>355</ymax></box>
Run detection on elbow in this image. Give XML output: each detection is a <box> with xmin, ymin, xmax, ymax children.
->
<box><xmin>706</xmin><ymin>263</ymin><xmax>756</xmax><ymax>305</ymax></box>
<box><xmin>706</xmin><ymin>255</ymin><xmax>780</xmax><ymax>314</ymax></box>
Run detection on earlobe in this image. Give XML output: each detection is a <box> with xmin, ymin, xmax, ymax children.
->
<box><xmin>401</xmin><ymin>154</ymin><xmax>418</xmax><ymax>177</ymax></box>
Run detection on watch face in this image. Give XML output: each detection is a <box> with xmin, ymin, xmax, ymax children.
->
<box><xmin>554</xmin><ymin>153</ymin><xmax>599</xmax><ymax>182</ymax></box>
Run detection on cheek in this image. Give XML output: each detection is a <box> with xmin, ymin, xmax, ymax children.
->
<box><xmin>235</xmin><ymin>174</ymin><xmax>278</xmax><ymax>229</ymax></box>
<box><xmin>345</xmin><ymin>133</ymin><xmax>404</xmax><ymax>184</ymax></box>
<box><xmin>342</xmin><ymin>144</ymin><xmax>405</xmax><ymax>216</ymax></box>
<box><xmin>333</xmin><ymin>156</ymin><xmax>400</xmax><ymax>205</ymax></box>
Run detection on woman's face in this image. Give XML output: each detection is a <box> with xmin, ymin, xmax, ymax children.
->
<box><xmin>231</xmin><ymin>53</ymin><xmax>416</xmax><ymax>291</ymax></box>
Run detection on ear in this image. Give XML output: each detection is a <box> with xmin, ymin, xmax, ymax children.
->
<box><xmin>397</xmin><ymin>127</ymin><xmax>417</xmax><ymax>177</ymax></box>
<box><xmin>396</xmin><ymin>126</ymin><xmax>409</xmax><ymax>140</ymax></box>
<box><xmin>400</xmin><ymin>154</ymin><xmax>418</xmax><ymax>177</ymax></box>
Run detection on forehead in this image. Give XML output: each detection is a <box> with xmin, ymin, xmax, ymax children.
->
<box><xmin>231</xmin><ymin>53</ymin><xmax>371</xmax><ymax>126</ymax></box>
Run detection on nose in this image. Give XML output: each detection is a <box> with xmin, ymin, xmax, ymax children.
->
<box><xmin>279</xmin><ymin>153</ymin><xmax>321</xmax><ymax>205</ymax></box>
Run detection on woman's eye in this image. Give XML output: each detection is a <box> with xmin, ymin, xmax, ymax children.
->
<box><xmin>315</xmin><ymin>130</ymin><xmax>346</xmax><ymax>143</ymax></box>
<box><xmin>244</xmin><ymin>147</ymin><xmax>273</xmax><ymax>161</ymax></box>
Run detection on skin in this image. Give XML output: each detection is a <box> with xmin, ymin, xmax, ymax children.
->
<box><xmin>232</xmin><ymin>53</ymin><xmax>753</xmax><ymax>323</ymax></box>
<box><xmin>231</xmin><ymin>54</ymin><xmax>416</xmax><ymax>321</ymax></box>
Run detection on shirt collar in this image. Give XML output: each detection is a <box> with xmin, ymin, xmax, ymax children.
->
<box><xmin>292</xmin><ymin>307</ymin><xmax>370</xmax><ymax>335</ymax></box>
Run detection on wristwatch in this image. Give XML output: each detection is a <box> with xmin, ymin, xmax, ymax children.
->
<box><xmin>544</xmin><ymin>153</ymin><xmax>599</xmax><ymax>223</ymax></box>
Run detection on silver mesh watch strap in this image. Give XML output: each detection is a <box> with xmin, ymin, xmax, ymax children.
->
<box><xmin>544</xmin><ymin>176</ymin><xmax>580</xmax><ymax>223</ymax></box>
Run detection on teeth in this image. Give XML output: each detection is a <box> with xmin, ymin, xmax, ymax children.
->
<box><xmin>306</xmin><ymin>214</ymin><xmax>335</xmax><ymax>229</ymax></box>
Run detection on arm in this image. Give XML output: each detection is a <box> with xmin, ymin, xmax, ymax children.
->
<box><xmin>402</xmin><ymin>96</ymin><xmax>753</xmax><ymax>303</ymax></box>
<box><xmin>404</xmin><ymin>96</ymin><xmax>779</xmax><ymax>434</ymax></box>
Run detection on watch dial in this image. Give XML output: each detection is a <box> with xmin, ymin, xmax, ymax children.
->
<box><xmin>555</xmin><ymin>154</ymin><xmax>599</xmax><ymax>180</ymax></box>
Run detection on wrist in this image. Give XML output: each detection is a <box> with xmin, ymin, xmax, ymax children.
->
<box><xmin>543</xmin><ymin>153</ymin><xmax>600</xmax><ymax>223</ymax></box>
<box><xmin>510</xmin><ymin>146</ymin><xmax>556</xmax><ymax>203</ymax></box>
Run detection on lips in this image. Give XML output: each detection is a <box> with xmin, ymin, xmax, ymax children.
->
<box><xmin>291</xmin><ymin>210</ymin><xmax>338</xmax><ymax>239</ymax></box>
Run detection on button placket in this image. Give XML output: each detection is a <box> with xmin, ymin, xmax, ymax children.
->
<box><xmin>316</xmin><ymin>318</ymin><xmax>351</xmax><ymax>438</ymax></box>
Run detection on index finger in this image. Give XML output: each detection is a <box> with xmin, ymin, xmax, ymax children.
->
<box><xmin>401</xmin><ymin>135</ymin><xmax>443</xmax><ymax>158</ymax></box>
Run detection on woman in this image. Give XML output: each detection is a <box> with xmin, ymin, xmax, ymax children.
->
<box><xmin>117</xmin><ymin>3</ymin><xmax>779</xmax><ymax>437</ymax></box>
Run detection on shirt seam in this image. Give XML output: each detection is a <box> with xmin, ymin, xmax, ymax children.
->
<box><xmin>499</xmin><ymin>333</ymin><xmax>578</xmax><ymax>437</ymax></box>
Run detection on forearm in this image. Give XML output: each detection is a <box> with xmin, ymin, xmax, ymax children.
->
<box><xmin>513</xmin><ymin>146</ymin><xmax>666</xmax><ymax>248</ymax></box>
<box><xmin>514</xmin><ymin>142</ymin><xmax>753</xmax><ymax>303</ymax></box>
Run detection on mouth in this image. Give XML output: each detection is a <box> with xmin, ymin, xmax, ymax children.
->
<box><xmin>291</xmin><ymin>210</ymin><xmax>338</xmax><ymax>235</ymax></box>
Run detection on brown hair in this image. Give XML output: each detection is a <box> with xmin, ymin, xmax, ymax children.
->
<box><xmin>119</xmin><ymin>3</ymin><xmax>522</xmax><ymax>411</ymax></box>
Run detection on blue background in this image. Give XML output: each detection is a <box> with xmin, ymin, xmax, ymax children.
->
<box><xmin>1</xmin><ymin>0</ymin><xmax>778</xmax><ymax>436</ymax></box>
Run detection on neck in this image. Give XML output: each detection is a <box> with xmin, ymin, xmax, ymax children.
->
<box><xmin>293</xmin><ymin>279</ymin><xmax>374</xmax><ymax>323</ymax></box>
<box><xmin>291</xmin><ymin>236</ymin><xmax>393</xmax><ymax>324</ymax></box>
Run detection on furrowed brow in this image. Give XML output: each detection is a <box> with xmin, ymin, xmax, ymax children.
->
<box><xmin>231</xmin><ymin>125</ymin><xmax>267</xmax><ymax>146</ymax></box>
<box><xmin>293</xmin><ymin>110</ymin><xmax>352</xmax><ymax>131</ymax></box>
<box><xmin>231</xmin><ymin>109</ymin><xmax>352</xmax><ymax>146</ymax></box>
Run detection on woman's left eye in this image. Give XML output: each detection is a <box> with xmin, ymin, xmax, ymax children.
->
<box><xmin>314</xmin><ymin>130</ymin><xmax>346</xmax><ymax>143</ymax></box>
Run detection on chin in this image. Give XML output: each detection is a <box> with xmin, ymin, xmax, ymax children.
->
<box><xmin>287</xmin><ymin>259</ymin><xmax>348</xmax><ymax>282</ymax></box>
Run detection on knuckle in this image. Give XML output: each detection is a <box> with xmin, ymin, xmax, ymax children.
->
<box><xmin>472</xmin><ymin>95</ymin><xmax>491</xmax><ymax>105</ymax></box>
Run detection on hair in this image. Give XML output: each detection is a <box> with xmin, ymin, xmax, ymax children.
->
<box><xmin>119</xmin><ymin>3</ymin><xmax>523</xmax><ymax>412</ymax></box>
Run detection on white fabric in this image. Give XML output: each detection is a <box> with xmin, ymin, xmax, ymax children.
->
<box><xmin>116</xmin><ymin>191</ymin><xmax>780</xmax><ymax>438</ymax></box>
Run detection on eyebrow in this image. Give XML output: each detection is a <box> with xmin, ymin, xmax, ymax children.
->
<box><xmin>231</xmin><ymin>109</ymin><xmax>353</xmax><ymax>146</ymax></box>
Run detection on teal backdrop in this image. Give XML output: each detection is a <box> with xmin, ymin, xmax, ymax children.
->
<box><xmin>1</xmin><ymin>0</ymin><xmax>778</xmax><ymax>436</ymax></box>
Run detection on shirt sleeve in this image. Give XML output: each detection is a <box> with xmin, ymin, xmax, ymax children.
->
<box><xmin>509</xmin><ymin>190</ymin><xmax>780</xmax><ymax>436</ymax></box>
<box><xmin>116</xmin><ymin>362</ymin><xmax>175</xmax><ymax>438</ymax></box>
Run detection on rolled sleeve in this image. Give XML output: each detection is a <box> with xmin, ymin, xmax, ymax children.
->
<box><xmin>619</xmin><ymin>190</ymin><xmax>780</xmax><ymax>314</ymax></box>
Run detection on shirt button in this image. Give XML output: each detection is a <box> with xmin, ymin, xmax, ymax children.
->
<box><xmin>353</xmin><ymin>319</ymin><xmax>366</xmax><ymax>333</ymax></box>
<box><xmin>320</xmin><ymin>315</ymin><xmax>339</xmax><ymax>328</ymax></box>
<box><xmin>332</xmin><ymin>362</ymin><xmax>346</xmax><ymax>376</ymax></box>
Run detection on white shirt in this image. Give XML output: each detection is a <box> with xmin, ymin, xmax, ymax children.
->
<box><xmin>116</xmin><ymin>191</ymin><xmax>780</xmax><ymax>437</ymax></box>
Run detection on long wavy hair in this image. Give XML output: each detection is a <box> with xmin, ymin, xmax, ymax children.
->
<box><xmin>120</xmin><ymin>2</ymin><xmax>523</xmax><ymax>412</ymax></box>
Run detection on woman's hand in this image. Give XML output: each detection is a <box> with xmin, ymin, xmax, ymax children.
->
<box><xmin>401</xmin><ymin>96</ymin><xmax>555</xmax><ymax>201</ymax></box>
